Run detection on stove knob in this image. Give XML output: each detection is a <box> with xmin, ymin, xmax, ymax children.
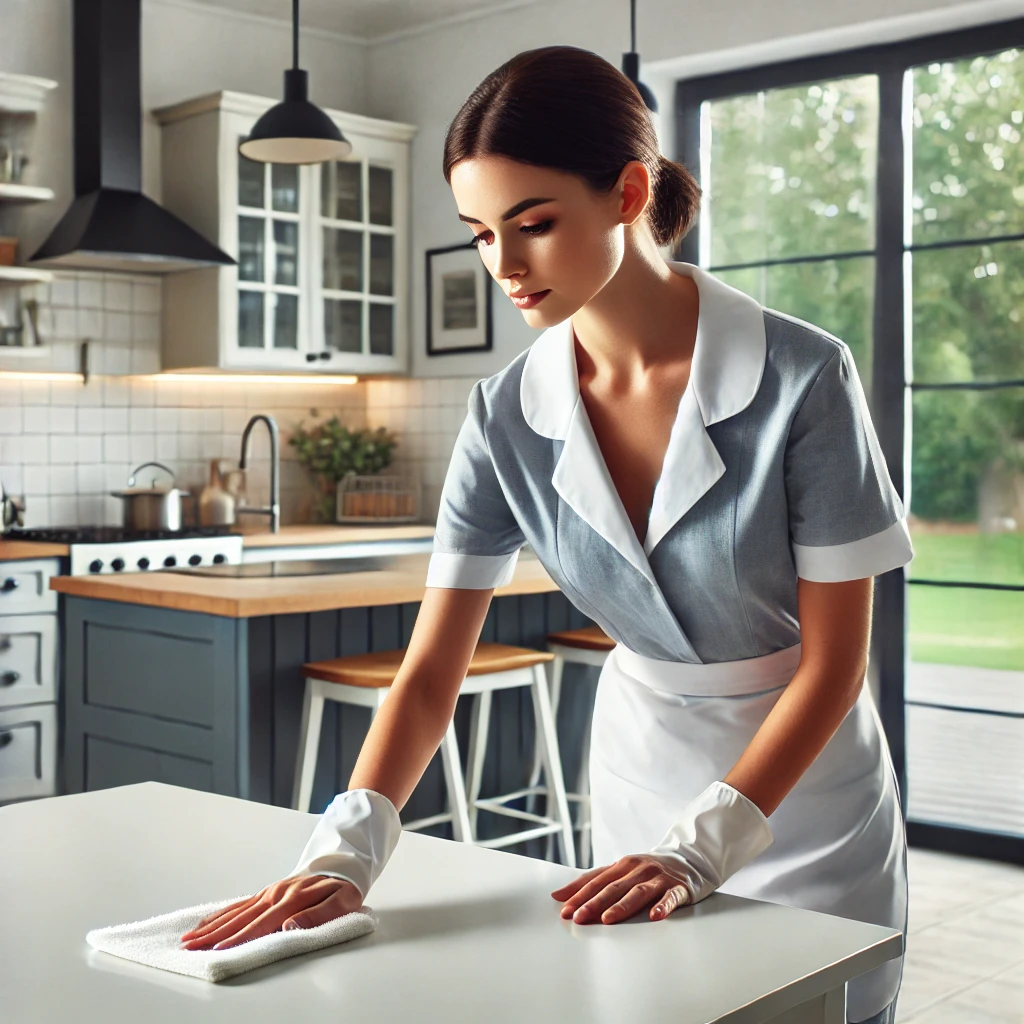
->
<box><xmin>212</xmin><ymin>554</ymin><xmax>227</xmax><ymax>565</ymax></box>
<box><xmin>137</xmin><ymin>557</ymin><xmax>150</xmax><ymax>570</ymax></box>
<box><xmin>188</xmin><ymin>554</ymin><xmax>202</xmax><ymax>566</ymax></box>
<box><xmin>111</xmin><ymin>558</ymin><xmax>126</xmax><ymax>572</ymax></box>
<box><xmin>88</xmin><ymin>559</ymin><xmax>104</xmax><ymax>574</ymax></box>
<box><xmin>163</xmin><ymin>555</ymin><xmax>177</xmax><ymax>568</ymax></box>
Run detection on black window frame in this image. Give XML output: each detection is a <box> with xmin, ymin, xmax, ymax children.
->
<box><xmin>674</xmin><ymin>16</ymin><xmax>1024</xmax><ymax>867</ymax></box>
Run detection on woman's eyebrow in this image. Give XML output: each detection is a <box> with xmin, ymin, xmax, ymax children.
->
<box><xmin>458</xmin><ymin>197</ymin><xmax>556</xmax><ymax>225</ymax></box>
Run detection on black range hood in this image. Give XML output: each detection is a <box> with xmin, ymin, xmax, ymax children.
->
<box><xmin>31</xmin><ymin>0</ymin><xmax>234</xmax><ymax>274</ymax></box>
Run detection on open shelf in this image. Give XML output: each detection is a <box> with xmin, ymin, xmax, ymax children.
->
<box><xmin>0</xmin><ymin>265</ymin><xmax>53</xmax><ymax>286</ymax></box>
<box><xmin>0</xmin><ymin>182</ymin><xmax>55</xmax><ymax>203</ymax></box>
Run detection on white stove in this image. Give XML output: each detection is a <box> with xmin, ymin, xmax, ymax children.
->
<box><xmin>9</xmin><ymin>527</ymin><xmax>244</xmax><ymax>576</ymax></box>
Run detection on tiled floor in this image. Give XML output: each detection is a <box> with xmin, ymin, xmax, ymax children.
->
<box><xmin>896</xmin><ymin>846</ymin><xmax>1024</xmax><ymax>1022</ymax></box>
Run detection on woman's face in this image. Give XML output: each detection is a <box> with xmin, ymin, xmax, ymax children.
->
<box><xmin>449</xmin><ymin>154</ymin><xmax>648</xmax><ymax>329</ymax></box>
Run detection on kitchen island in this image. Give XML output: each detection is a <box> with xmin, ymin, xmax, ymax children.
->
<box><xmin>1</xmin><ymin>781</ymin><xmax>903</xmax><ymax>1024</ymax></box>
<box><xmin>51</xmin><ymin>551</ymin><xmax>592</xmax><ymax>849</ymax></box>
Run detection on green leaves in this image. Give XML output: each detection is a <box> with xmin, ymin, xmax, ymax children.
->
<box><xmin>289</xmin><ymin>418</ymin><xmax>398</xmax><ymax>521</ymax></box>
<box><xmin>289</xmin><ymin>418</ymin><xmax>397</xmax><ymax>482</ymax></box>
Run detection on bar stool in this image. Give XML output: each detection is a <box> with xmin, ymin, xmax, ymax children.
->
<box><xmin>527</xmin><ymin>625</ymin><xmax>615</xmax><ymax>869</ymax></box>
<box><xmin>293</xmin><ymin>642</ymin><xmax>577</xmax><ymax>868</ymax></box>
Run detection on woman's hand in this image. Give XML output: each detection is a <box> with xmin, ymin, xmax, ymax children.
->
<box><xmin>550</xmin><ymin>854</ymin><xmax>696</xmax><ymax>925</ymax></box>
<box><xmin>179</xmin><ymin>875</ymin><xmax>364</xmax><ymax>950</ymax></box>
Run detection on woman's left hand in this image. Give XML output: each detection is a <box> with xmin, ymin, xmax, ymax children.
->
<box><xmin>550</xmin><ymin>854</ymin><xmax>696</xmax><ymax>925</ymax></box>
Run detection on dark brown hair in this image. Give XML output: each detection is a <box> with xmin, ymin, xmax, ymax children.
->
<box><xmin>442</xmin><ymin>45</ymin><xmax>701</xmax><ymax>248</ymax></box>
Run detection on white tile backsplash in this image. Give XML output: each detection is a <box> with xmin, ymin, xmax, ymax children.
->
<box><xmin>1</xmin><ymin>270</ymin><xmax>486</xmax><ymax>529</ymax></box>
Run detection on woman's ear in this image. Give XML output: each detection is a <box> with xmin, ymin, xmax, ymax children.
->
<box><xmin>616</xmin><ymin>160</ymin><xmax>653</xmax><ymax>226</ymax></box>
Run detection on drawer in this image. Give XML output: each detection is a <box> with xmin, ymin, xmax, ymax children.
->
<box><xmin>0</xmin><ymin>702</ymin><xmax>57</xmax><ymax>802</ymax></box>
<box><xmin>0</xmin><ymin>559</ymin><xmax>60</xmax><ymax>615</ymax></box>
<box><xmin>0</xmin><ymin>614</ymin><xmax>57</xmax><ymax>708</ymax></box>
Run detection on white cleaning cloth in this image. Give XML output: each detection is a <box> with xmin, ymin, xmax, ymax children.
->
<box><xmin>86</xmin><ymin>895</ymin><xmax>377</xmax><ymax>982</ymax></box>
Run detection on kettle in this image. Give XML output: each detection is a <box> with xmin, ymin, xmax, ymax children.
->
<box><xmin>0</xmin><ymin>478</ymin><xmax>25</xmax><ymax>535</ymax></box>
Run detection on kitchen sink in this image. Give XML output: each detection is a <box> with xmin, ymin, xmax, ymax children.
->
<box><xmin>168</xmin><ymin>556</ymin><xmax>397</xmax><ymax>578</ymax></box>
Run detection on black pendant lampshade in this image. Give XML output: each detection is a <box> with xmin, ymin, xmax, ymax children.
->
<box><xmin>622</xmin><ymin>0</ymin><xmax>658</xmax><ymax>113</ymax></box>
<box><xmin>239</xmin><ymin>0</ymin><xmax>351</xmax><ymax>164</ymax></box>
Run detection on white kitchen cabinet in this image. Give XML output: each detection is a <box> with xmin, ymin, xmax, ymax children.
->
<box><xmin>155</xmin><ymin>91</ymin><xmax>416</xmax><ymax>375</ymax></box>
<box><xmin>0</xmin><ymin>556</ymin><xmax>61</xmax><ymax>804</ymax></box>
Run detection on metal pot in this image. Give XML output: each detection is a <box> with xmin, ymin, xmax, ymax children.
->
<box><xmin>110</xmin><ymin>462</ymin><xmax>190</xmax><ymax>532</ymax></box>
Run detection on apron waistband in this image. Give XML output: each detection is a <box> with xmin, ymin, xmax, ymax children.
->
<box><xmin>611</xmin><ymin>642</ymin><xmax>803</xmax><ymax>697</ymax></box>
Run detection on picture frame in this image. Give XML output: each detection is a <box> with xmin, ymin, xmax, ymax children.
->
<box><xmin>425</xmin><ymin>241</ymin><xmax>493</xmax><ymax>356</ymax></box>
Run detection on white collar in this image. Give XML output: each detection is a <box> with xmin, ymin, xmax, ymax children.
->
<box><xmin>519</xmin><ymin>261</ymin><xmax>766</xmax><ymax>582</ymax></box>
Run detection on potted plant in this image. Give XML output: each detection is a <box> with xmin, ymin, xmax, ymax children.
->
<box><xmin>289</xmin><ymin>416</ymin><xmax>418</xmax><ymax>523</ymax></box>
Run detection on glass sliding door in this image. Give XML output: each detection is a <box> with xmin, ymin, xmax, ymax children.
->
<box><xmin>904</xmin><ymin>46</ymin><xmax>1024</xmax><ymax>844</ymax></box>
<box><xmin>676</xmin><ymin>19</ymin><xmax>1024</xmax><ymax>863</ymax></box>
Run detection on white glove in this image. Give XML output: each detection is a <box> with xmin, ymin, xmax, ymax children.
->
<box><xmin>289</xmin><ymin>789</ymin><xmax>403</xmax><ymax>901</ymax></box>
<box><xmin>650</xmin><ymin>780</ymin><xmax>774</xmax><ymax>906</ymax></box>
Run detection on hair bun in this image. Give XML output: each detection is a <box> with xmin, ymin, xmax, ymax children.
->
<box><xmin>650</xmin><ymin>155</ymin><xmax>702</xmax><ymax>248</ymax></box>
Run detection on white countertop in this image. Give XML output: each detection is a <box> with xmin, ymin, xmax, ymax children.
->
<box><xmin>0</xmin><ymin>783</ymin><xmax>901</xmax><ymax>1023</ymax></box>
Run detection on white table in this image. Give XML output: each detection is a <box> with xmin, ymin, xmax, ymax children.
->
<box><xmin>0</xmin><ymin>783</ymin><xmax>902</xmax><ymax>1023</ymax></box>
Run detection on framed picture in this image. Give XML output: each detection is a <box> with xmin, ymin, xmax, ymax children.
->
<box><xmin>425</xmin><ymin>242</ymin><xmax>493</xmax><ymax>356</ymax></box>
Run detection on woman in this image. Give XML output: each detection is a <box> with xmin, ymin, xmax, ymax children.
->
<box><xmin>181</xmin><ymin>45</ymin><xmax>911</xmax><ymax>1024</ymax></box>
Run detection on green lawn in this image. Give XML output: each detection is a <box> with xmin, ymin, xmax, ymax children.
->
<box><xmin>907</xmin><ymin>531</ymin><xmax>1024</xmax><ymax>671</ymax></box>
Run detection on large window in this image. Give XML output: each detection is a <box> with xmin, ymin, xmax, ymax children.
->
<box><xmin>677</xmin><ymin>19</ymin><xmax>1024</xmax><ymax>863</ymax></box>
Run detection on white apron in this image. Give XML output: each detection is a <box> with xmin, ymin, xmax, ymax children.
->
<box><xmin>587</xmin><ymin>642</ymin><xmax>908</xmax><ymax>1023</ymax></box>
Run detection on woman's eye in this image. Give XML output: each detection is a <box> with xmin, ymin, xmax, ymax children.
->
<box><xmin>469</xmin><ymin>220</ymin><xmax>553</xmax><ymax>249</ymax></box>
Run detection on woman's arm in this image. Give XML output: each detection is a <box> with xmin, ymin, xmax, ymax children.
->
<box><xmin>179</xmin><ymin>584</ymin><xmax>495</xmax><ymax>950</ymax></box>
<box><xmin>347</xmin><ymin>584</ymin><xmax>496</xmax><ymax>809</ymax></box>
<box><xmin>722</xmin><ymin>575</ymin><xmax>874</xmax><ymax>817</ymax></box>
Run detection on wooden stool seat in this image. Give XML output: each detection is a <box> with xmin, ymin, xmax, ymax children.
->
<box><xmin>303</xmin><ymin>642</ymin><xmax>555</xmax><ymax>689</ymax></box>
<box><xmin>545</xmin><ymin>626</ymin><xmax>615</xmax><ymax>652</ymax></box>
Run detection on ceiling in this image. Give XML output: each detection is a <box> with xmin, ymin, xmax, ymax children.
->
<box><xmin>185</xmin><ymin>0</ymin><xmax>531</xmax><ymax>41</ymax></box>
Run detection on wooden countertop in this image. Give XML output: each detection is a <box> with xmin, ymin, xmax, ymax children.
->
<box><xmin>237</xmin><ymin>523</ymin><xmax>435</xmax><ymax>548</ymax></box>
<box><xmin>0</xmin><ymin>540</ymin><xmax>68</xmax><ymax>560</ymax></box>
<box><xmin>50</xmin><ymin>552</ymin><xmax>558</xmax><ymax>617</ymax></box>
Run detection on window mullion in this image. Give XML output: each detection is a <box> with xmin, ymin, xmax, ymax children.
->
<box><xmin>872</xmin><ymin>65</ymin><xmax>909</xmax><ymax>809</ymax></box>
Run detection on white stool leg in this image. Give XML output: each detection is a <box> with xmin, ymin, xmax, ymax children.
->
<box><xmin>292</xmin><ymin>679</ymin><xmax>325</xmax><ymax>812</ymax></box>
<box><xmin>438</xmin><ymin>717</ymin><xmax>474</xmax><ymax>844</ymax></box>
<box><xmin>530</xmin><ymin>664</ymin><xmax>576</xmax><ymax>869</ymax></box>
<box><xmin>528</xmin><ymin>654</ymin><xmax>563</xmax><ymax>818</ymax></box>
<box><xmin>577</xmin><ymin>711</ymin><xmax>593</xmax><ymax>869</ymax></box>
<box><xmin>465</xmin><ymin>689</ymin><xmax>492</xmax><ymax>839</ymax></box>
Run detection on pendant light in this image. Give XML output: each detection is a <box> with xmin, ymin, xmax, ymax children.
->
<box><xmin>622</xmin><ymin>0</ymin><xmax>658</xmax><ymax>113</ymax></box>
<box><xmin>239</xmin><ymin>0</ymin><xmax>351</xmax><ymax>164</ymax></box>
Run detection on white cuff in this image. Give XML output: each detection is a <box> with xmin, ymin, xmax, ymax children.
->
<box><xmin>425</xmin><ymin>549</ymin><xmax>520</xmax><ymax>589</ymax></box>
<box><xmin>650</xmin><ymin>781</ymin><xmax>774</xmax><ymax>905</ymax></box>
<box><xmin>290</xmin><ymin>789</ymin><xmax>402</xmax><ymax>900</ymax></box>
<box><xmin>792</xmin><ymin>518</ymin><xmax>914</xmax><ymax>582</ymax></box>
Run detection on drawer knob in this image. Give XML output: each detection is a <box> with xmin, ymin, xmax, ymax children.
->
<box><xmin>1</xmin><ymin>577</ymin><xmax>19</xmax><ymax>593</ymax></box>
<box><xmin>0</xmin><ymin>731</ymin><xmax>11</xmax><ymax>750</ymax></box>
<box><xmin>1</xmin><ymin>670</ymin><xmax>19</xmax><ymax>686</ymax></box>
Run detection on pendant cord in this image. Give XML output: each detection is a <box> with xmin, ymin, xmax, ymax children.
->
<box><xmin>630</xmin><ymin>0</ymin><xmax>636</xmax><ymax>52</ymax></box>
<box><xmin>292</xmin><ymin>0</ymin><xmax>300</xmax><ymax>69</ymax></box>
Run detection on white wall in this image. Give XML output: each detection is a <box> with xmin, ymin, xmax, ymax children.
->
<box><xmin>362</xmin><ymin>0</ymin><xmax>1021</xmax><ymax>378</ymax></box>
<box><xmin>0</xmin><ymin>0</ymin><xmax>366</xmax><ymax>257</ymax></box>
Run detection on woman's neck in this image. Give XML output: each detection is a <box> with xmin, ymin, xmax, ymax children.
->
<box><xmin>570</xmin><ymin>236</ymin><xmax>699</xmax><ymax>388</ymax></box>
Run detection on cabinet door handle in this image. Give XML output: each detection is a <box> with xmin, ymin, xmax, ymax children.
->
<box><xmin>1</xmin><ymin>578</ymin><xmax>19</xmax><ymax>593</ymax></box>
<box><xmin>0</xmin><ymin>731</ymin><xmax>11</xmax><ymax>750</ymax></box>
<box><xmin>0</xmin><ymin>635</ymin><xmax>10</xmax><ymax>651</ymax></box>
<box><xmin>1</xmin><ymin>670</ymin><xmax>19</xmax><ymax>686</ymax></box>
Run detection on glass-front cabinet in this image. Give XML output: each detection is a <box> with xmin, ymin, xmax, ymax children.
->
<box><xmin>155</xmin><ymin>91</ymin><xmax>415</xmax><ymax>373</ymax></box>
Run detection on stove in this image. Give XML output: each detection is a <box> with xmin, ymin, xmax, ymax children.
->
<box><xmin>10</xmin><ymin>526</ymin><xmax>245</xmax><ymax>576</ymax></box>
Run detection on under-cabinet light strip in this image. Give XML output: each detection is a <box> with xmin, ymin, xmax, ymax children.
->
<box><xmin>140</xmin><ymin>373</ymin><xmax>360</xmax><ymax>385</ymax></box>
<box><xmin>0</xmin><ymin>371</ymin><xmax>359</xmax><ymax>385</ymax></box>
